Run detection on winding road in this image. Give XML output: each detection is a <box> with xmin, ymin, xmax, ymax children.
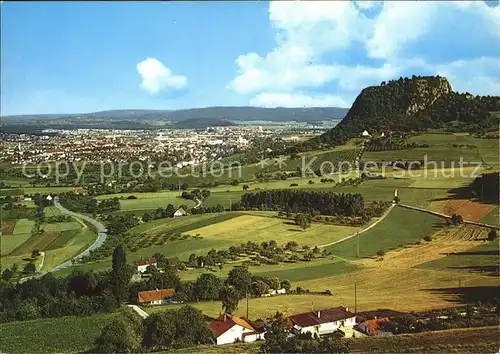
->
<box><xmin>318</xmin><ymin>203</ymin><xmax>396</xmax><ymax>248</ymax></box>
<box><xmin>50</xmin><ymin>197</ymin><xmax>108</xmax><ymax>272</ymax></box>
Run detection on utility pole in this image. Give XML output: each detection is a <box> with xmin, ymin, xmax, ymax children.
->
<box><xmin>356</xmin><ymin>232</ymin><xmax>360</xmax><ymax>258</ymax></box>
<box><xmin>354</xmin><ymin>281</ymin><xmax>358</xmax><ymax>313</ymax></box>
<box><xmin>246</xmin><ymin>292</ymin><xmax>249</xmax><ymax>319</ymax></box>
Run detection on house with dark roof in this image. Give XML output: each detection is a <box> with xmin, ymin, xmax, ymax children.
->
<box><xmin>289</xmin><ymin>306</ymin><xmax>356</xmax><ymax>337</ymax></box>
<box><xmin>137</xmin><ymin>288</ymin><xmax>175</xmax><ymax>305</ymax></box>
<box><xmin>209</xmin><ymin>313</ymin><xmax>262</xmax><ymax>345</ymax></box>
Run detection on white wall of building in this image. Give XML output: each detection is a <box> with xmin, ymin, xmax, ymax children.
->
<box><xmin>216</xmin><ymin>325</ymin><xmax>256</xmax><ymax>345</ymax></box>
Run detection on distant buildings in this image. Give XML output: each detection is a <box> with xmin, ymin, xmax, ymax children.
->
<box><xmin>174</xmin><ymin>207</ymin><xmax>187</xmax><ymax>217</ymax></box>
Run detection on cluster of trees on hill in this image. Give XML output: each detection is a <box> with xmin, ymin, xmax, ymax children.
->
<box><xmin>181</xmin><ymin>188</ymin><xmax>210</xmax><ymax>201</ymax></box>
<box><xmin>364</xmin><ymin>137</ymin><xmax>429</xmax><ymax>152</ymax></box>
<box><xmin>297</xmin><ymin>75</ymin><xmax>499</xmax><ymax>150</ymax></box>
<box><xmin>59</xmin><ymin>193</ymin><xmax>120</xmax><ymax>214</ymax></box>
<box><xmin>104</xmin><ymin>214</ymin><xmax>139</xmax><ymax>235</ymax></box>
<box><xmin>239</xmin><ymin>190</ymin><xmax>365</xmax><ymax>216</ymax></box>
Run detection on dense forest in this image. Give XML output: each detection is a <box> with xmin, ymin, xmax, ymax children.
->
<box><xmin>302</xmin><ymin>75</ymin><xmax>500</xmax><ymax>149</ymax></box>
<box><xmin>239</xmin><ymin>190</ymin><xmax>366</xmax><ymax>216</ymax></box>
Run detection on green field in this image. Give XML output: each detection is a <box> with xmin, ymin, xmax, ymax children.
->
<box><xmin>0</xmin><ymin>188</ymin><xmax>24</xmax><ymax>196</ymax></box>
<box><xmin>183</xmin><ymin>213</ymin><xmax>359</xmax><ymax>247</ymax></box>
<box><xmin>0</xmin><ymin>313</ymin><xmax>117</xmax><ymax>353</ymax></box>
<box><xmin>418</xmin><ymin>240</ymin><xmax>499</xmax><ymax>275</ymax></box>
<box><xmin>41</xmin><ymin>221</ymin><xmax>82</xmax><ymax>232</ymax></box>
<box><xmin>23</xmin><ymin>186</ymin><xmax>76</xmax><ymax>195</ymax></box>
<box><xmin>326</xmin><ymin>206</ymin><xmax>445</xmax><ymax>259</ymax></box>
<box><xmin>0</xmin><ymin>233</ymin><xmax>32</xmax><ymax>255</ymax></box>
<box><xmin>12</xmin><ymin>219</ymin><xmax>34</xmax><ymax>234</ymax></box>
<box><xmin>481</xmin><ymin>206</ymin><xmax>499</xmax><ymax>226</ymax></box>
<box><xmin>362</xmin><ymin>133</ymin><xmax>499</xmax><ymax>167</ymax></box>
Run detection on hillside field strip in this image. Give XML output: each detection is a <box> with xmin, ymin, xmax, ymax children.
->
<box><xmin>0</xmin><ymin>313</ymin><xmax>118</xmax><ymax>353</ymax></box>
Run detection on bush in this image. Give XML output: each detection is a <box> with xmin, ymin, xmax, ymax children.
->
<box><xmin>376</xmin><ymin>250</ymin><xmax>385</xmax><ymax>257</ymax></box>
<box><xmin>290</xmin><ymin>183</ymin><xmax>299</xmax><ymax>187</ymax></box>
<box><xmin>423</xmin><ymin>235</ymin><xmax>432</xmax><ymax>242</ymax></box>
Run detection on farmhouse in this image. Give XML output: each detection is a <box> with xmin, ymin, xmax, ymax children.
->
<box><xmin>209</xmin><ymin>314</ymin><xmax>262</xmax><ymax>345</ymax></box>
<box><xmin>174</xmin><ymin>207</ymin><xmax>187</xmax><ymax>217</ymax></box>
<box><xmin>137</xmin><ymin>288</ymin><xmax>175</xmax><ymax>305</ymax></box>
<box><xmin>135</xmin><ymin>257</ymin><xmax>157</xmax><ymax>273</ymax></box>
<box><xmin>289</xmin><ymin>306</ymin><xmax>356</xmax><ymax>337</ymax></box>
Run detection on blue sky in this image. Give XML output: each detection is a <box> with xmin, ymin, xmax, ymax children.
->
<box><xmin>1</xmin><ymin>1</ymin><xmax>499</xmax><ymax>115</ymax></box>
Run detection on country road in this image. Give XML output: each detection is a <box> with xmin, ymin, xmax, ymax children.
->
<box><xmin>318</xmin><ymin>203</ymin><xmax>395</xmax><ymax>248</ymax></box>
<box><xmin>50</xmin><ymin>197</ymin><xmax>108</xmax><ymax>272</ymax></box>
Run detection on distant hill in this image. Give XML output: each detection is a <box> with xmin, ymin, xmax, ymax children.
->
<box><xmin>173</xmin><ymin>117</ymin><xmax>236</xmax><ymax>129</ymax></box>
<box><xmin>309</xmin><ymin>75</ymin><xmax>500</xmax><ymax>148</ymax></box>
<box><xmin>1</xmin><ymin>106</ymin><xmax>348</xmax><ymax>126</ymax></box>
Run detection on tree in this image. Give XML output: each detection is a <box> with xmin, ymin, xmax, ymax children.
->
<box><xmin>31</xmin><ymin>249</ymin><xmax>41</xmax><ymax>259</ymax></box>
<box><xmin>242</xmin><ymin>184</ymin><xmax>249</xmax><ymax>191</ymax></box>
<box><xmin>165</xmin><ymin>204</ymin><xmax>176</xmax><ymax>218</ymax></box>
<box><xmin>142</xmin><ymin>306</ymin><xmax>213</xmax><ymax>350</ymax></box>
<box><xmin>488</xmin><ymin>229</ymin><xmax>498</xmax><ymax>241</ymax></box>
<box><xmin>266</xmin><ymin>277</ymin><xmax>281</xmax><ymax>290</ymax></box>
<box><xmin>219</xmin><ymin>285</ymin><xmax>239</xmax><ymax>314</ymax></box>
<box><xmin>251</xmin><ymin>280</ymin><xmax>270</xmax><ymax>297</ymax></box>
<box><xmin>94</xmin><ymin>315</ymin><xmax>142</xmax><ymax>353</ymax></box>
<box><xmin>147</xmin><ymin>268</ymin><xmax>181</xmax><ymax>290</ymax></box>
<box><xmin>195</xmin><ymin>273</ymin><xmax>222</xmax><ymax>301</ymax></box>
<box><xmin>226</xmin><ymin>266</ymin><xmax>252</xmax><ymax>297</ymax></box>
<box><xmin>376</xmin><ymin>250</ymin><xmax>385</xmax><ymax>257</ymax></box>
<box><xmin>23</xmin><ymin>262</ymin><xmax>36</xmax><ymax>274</ymax></box>
<box><xmin>112</xmin><ymin>246</ymin><xmax>130</xmax><ymax>305</ymax></box>
<box><xmin>294</xmin><ymin>213</ymin><xmax>312</xmax><ymax>231</ymax></box>
<box><xmin>142</xmin><ymin>212</ymin><xmax>152</xmax><ymax>222</ymax></box>
<box><xmin>260</xmin><ymin>312</ymin><xmax>299</xmax><ymax>353</ymax></box>
<box><xmin>280</xmin><ymin>279</ymin><xmax>291</xmax><ymax>292</ymax></box>
<box><xmin>2</xmin><ymin>268</ymin><xmax>13</xmax><ymax>282</ymax></box>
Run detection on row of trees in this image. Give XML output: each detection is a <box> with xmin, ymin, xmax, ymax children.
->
<box><xmin>239</xmin><ymin>190</ymin><xmax>366</xmax><ymax>217</ymax></box>
<box><xmin>364</xmin><ymin>137</ymin><xmax>429</xmax><ymax>152</ymax></box>
<box><xmin>58</xmin><ymin>193</ymin><xmax>120</xmax><ymax>214</ymax></box>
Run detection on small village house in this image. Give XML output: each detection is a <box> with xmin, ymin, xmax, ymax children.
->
<box><xmin>356</xmin><ymin>318</ymin><xmax>392</xmax><ymax>336</ymax></box>
<box><xmin>361</xmin><ymin>130</ymin><xmax>371</xmax><ymax>137</ymax></box>
<box><xmin>289</xmin><ymin>307</ymin><xmax>357</xmax><ymax>337</ymax></box>
<box><xmin>174</xmin><ymin>207</ymin><xmax>187</xmax><ymax>217</ymax></box>
<box><xmin>135</xmin><ymin>257</ymin><xmax>157</xmax><ymax>273</ymax></box>
<box><xmin>209</xmin><ymin>314</ymin><xmax>262</xmax><ymax>345</ymax></box>
<box><xmin>137</xmin><ymin>288</ymin><xmax>175</xmax><ymax>305</ymax></box>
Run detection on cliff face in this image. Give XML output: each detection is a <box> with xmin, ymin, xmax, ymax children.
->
<box><xmin>315</xmin><ymin>75</ymin><xmax>498</xmax><ymax>147</ymax></box>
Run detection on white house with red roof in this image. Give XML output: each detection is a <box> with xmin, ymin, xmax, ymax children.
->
<box><xmin>209</xmin><ymin>313</ymin><xmax>261</xmax><ymax>345</ymax></box>
<box><xmin>289</xmin><ymin>306</ymin><xmax>356</xmax><ymax>337</ymax></box>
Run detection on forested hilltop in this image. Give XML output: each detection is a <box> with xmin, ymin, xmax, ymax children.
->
<box><xmin>303</xmin><ymin>75</ymin><xmax>500</xmax><ymax>149</ymax></box>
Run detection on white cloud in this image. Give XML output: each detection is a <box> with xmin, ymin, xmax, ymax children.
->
<box><xmin>250</xmin><ymin>93</ymin><xmax>348</xmax><ymax>108</ymax></box>
<box><xmin>136</xmin><ymin>58</ymin><xmax>187</xmax><ymax>94</ymax></box>
<box><xmin>229</xmin><ymin>1</ymin><xmax>500</xmax><ymax>107</ymax></box>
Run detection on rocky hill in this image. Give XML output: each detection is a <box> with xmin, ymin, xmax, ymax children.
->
<box><xmin>314</xmin><ymin>75</ymin><xmax>499</xmax><ymax>147</ymax></box>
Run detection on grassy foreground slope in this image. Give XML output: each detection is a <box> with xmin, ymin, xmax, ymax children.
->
<box><xmin>0</xmin><ymin>313</ymin><xmax>118</xmax><ymax>353</ymax></box>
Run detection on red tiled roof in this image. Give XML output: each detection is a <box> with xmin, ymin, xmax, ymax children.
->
<box><xmin>209</xmin><ymin>314</ymin><xmax>255</xmax><ymax>338</ymax></box>
<box><xmin>138</xmin><ymin>288</ymin><xmax>175</xmax><ymax>303</ymax></box>
<box><xmin>136</xmin><ymin>257</ymin><xmax>157</xmax><ymax>266</ymax></box>
<box><xmin>289</xmin><ymin>307</ymin><xmax>356</xmax><ymax>327</ymax></box>
<box><xmin>361</xmin><ymin>318</ymin><xmax>390</xmax><ymax>336</ymax></box>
